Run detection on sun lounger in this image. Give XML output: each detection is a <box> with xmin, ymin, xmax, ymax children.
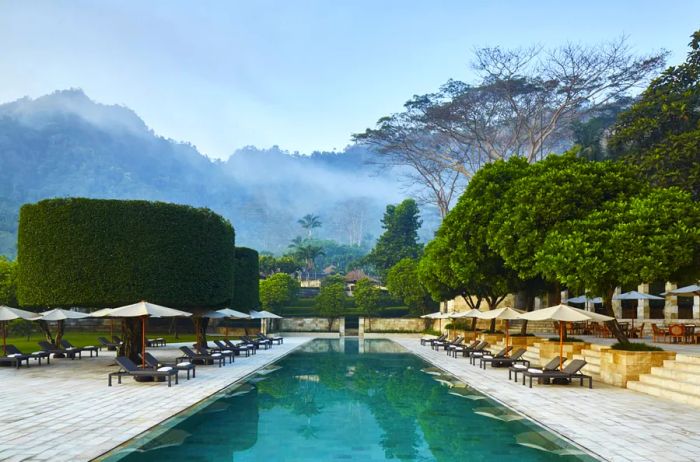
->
<box><xmin>435</xmin><ymin>336</ymin><xmax>463</xmax><ymax>352</ymax></box>
<box><xmin>447</xmin><ymin>340</ymin><xmax>478</xmax><ymax>357</ymax></box>
<box><xmin>223</xmin><ymin>339</ymin><xmax>255</xmax><ymax>356</ymax></box>
<box><xmin>522</xmin><ymin>359</ymin><xmax>592</xmax><ymax>388</ymax></box>
<box><xmin>142</xmin><ymin>352</ymin><xmax>196</xmax><ymax>380</ymax></box>
<box><xmin>5</xmin><ymin>344</ymin><xmax>49</xmax><ymax>365</ymax></box>
<box><xmin>147</xmin><ymin>338</ymin><xmax>167</xmax><ymax>347</ymax></box>
<box><xmin>444</xmin><ymin>337</ymin><xmax>467</xmax><ymax>355</ymax></box>
<box><xmin>177</xmin><ymin>346</ymin><xmax>225</xmax><ymax>367</ymax></box>
<box><xmin>198</xmin><ymin>345</ymin><xmax>234</xmax><ymax>364</ymax></box>
<box><xmin>98</xmin><ymin>336</ymin><xmax>120</xmax><ymax>350</ymax></box>
<box><xmin>258</xmin><ymin>332</ymin><xmax>283</xmax><ymax>345</ymax></box>
<box><xmin>421</xmin><ymin>333</ymin><xmax>447</xmax><ymax>346</ymax></box>
<box><xmin>0</xmin><ymin>344</ymin><xmax>37</xmax><ymax>368</ymax></box>
<box><xmin>109</xmin><ymin>356</ymin><xmax>178</xmax><ymax>387</ymax></box>
<box><xmin>480</xmin><ymin>348</ymin><xmax>526</xmax><ymax>369</ymax></box>
<box><xmin>112</xmin><ymin>335</ymin><xmax>123</xmax><ymax>344</ymax></box>
<box><xmin>61</xmin><ymin>339</ymin><xmax>99</xmax><ymax>357</ymax></box>
<box><xmin>472</xmin><ymin>345</ymin><xmax>512</xmax><ymax>366</ymax></box>
<box><xmin>509</xmin><ymin>356</ymin><xmax>561</xmax><ymax>382</ymax></box>
<box><xmin>452</xmin><ymin>340</ymin><xmax>489</xmax><ymax>358</ymax></box>
<box><xmin>215</xmin><ymin>340</ymin><xmax>250</xmax><ymax>357</ymax></box>
<box><xmin>242</xmin><ymin>336</ymin><xmax>270</xmax><ymax>350</ymax></box>
<box><xmin>38</xmin><ymin>340</ymin><xmax>81</xmax><ymax>359</ymax></box>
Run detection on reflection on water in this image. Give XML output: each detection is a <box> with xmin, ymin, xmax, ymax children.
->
<box><xmin>103</xmin><ymin>339</ymin><xmax>596</xmax><ymax>462</ymax></box>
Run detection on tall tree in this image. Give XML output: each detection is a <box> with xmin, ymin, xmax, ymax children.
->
<box><xmin>536</xmin><ymin>188</ymin><xmax>700</xmax><ymax>343</ymax></box>
<box><xmin>386</xmin><ymin>258</ymin><xmax>436</xmax><ymax>316</ymax></box>
<box><xmin>366</xmin><ymin>199</ymin><xmax>423</xmax><ymax>279</ymax></box>
<box><xmin>608</xmin><ymin>30</ymin><xmax>700</xmax><ymax>199</ymax></box>
<box><xmin>259</xmin><ymin>273</ymin><xmax>299</xmax><ymax>314</ymax></box>
<box><xmin>316</xmin><ymin>278</ymin><xmax>347</xmax><ymax>331</ymax></box>
<box><xmin>0</xmin><ymin>256</ymin><xmax>17</xmax><ymax>305</ymax></box>
<box><xmin>353</xmin><ymin>278</ymin><xmax>382</xmax><ymax>330</ymax></box>
<box><xmin>298</xmin><ymin>214</ymin><xmax>322</xmax><ymax>238</ymax></box>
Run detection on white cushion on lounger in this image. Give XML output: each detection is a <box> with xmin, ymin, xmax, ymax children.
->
<box><xmin>85</xmin><ymin>345</ymin><xmax>95</xmax><ymax>348</ymax></box>
<box><xmin>32</xmin><ymin>351</ymin><xmax>45</xmax><ymax>355</ymax></box>
<box><xmin>527</xmin><ymin>368</ymin><xmax>543</xmax><ymax>374</ymax></box>
<box><xmin>222</xmin><ymin>350</ymin><xmax>232</xmax><ymax>354</ymax></box>
<box><xmin>6</xmin><ymin>353</ymin><xmax>20</xmax><ymax>357</ymax></box>
<box><xmin>211</xmin><ymin>353</ymin><xmax>222</xmax><ymax>357</ymax></box>
<box><xmin>513</xmin><ymin>364</ymin><xmax>527</xmax><ymax>369</ymax></box>
<box><xmin>157</xmin><ymin>366</ymin><xmax>173</xmax><ymax>372</ymax></box>
<box><xmin>177</xmin><ymin>362</ymin><xmax>192</xmax><ymax>367</ymax></box>
<box><xmin>472</xmin><ymin>352</ymin><xmax>484</xmax><ymax>357</ymax></box>
<box><xmin>483</xmin><ymin>355</ymin><xmax>493</xmax><ymax>359</ymax></box>
<box><xmin>66</xmin><ymin>347</ymin><xmax>76</xmax><ymax>350</ymax></box>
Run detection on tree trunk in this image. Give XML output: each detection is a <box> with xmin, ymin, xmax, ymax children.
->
<box><xmin>519</xmin><ymin>290</ymin><xmax>535</xmax><ymax>335</ymax></box>
<box><xmin>489</xmin><ymin>319</ymin><xmax>496</xmax><ymax>332</ymax></box>
<box><xmin>54</xmin><ymin>320</ymin><xmax>65</xmax><ymax>348</ymax></box>
<box><xmin>471</xmin><ymin>318</ymin><xmax>477</xmax><ymax>331</ymax></box>
<box><xmin>602</xmin><ymin>288</ymin><xmax>628</xmax><ymax>344</ymax></box>
<box><xmin>37</xmin><ymin>320</ymin><xmax>54</xmax><ymax>343</ymax></box>
<box><xmin>119</xmin><ymin>318</ymin><xmax>142</xmax><ymax>363</ymax></box>
<box><xmin>193</xmin><ymin>316</ymin><xmax>210</xmax><ymax>349</ymax></box>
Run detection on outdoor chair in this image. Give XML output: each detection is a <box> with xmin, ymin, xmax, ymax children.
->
<box><xmin>223</xmin><ymin>339</ymin><xmax>255</xmax><ymax>356</ymax></box>
<box><xmin>481</xmin><ymin>348</ymin><xmax>527</xmax><ymax>369</ymax></box>
<box><xmin>177</xmin><ymin>346</ymin><xmax>225</xmax><ymax>367</ymax></box>
<box><xmin>98</xmin><ymin>336</ymin><xmax>120</xmax><ymax>350</ymax></box>
<box><xmin>421</xmin><ymin>333</ymin><xmax>445</xmax><ymax>346</ymax></box>
<box><xmin>147</xmin><ymin>337</ymin><xmax>166</xmax><ymax>347</ymax></box>
<box><xmin>434</xmin><ymin>335</ymin><xmax>463</xmax><ymax>352</ymax></box>
<box><xmin>521</xmin><ymin>359</ymin><xmax>592</xmax><ymax>389</ymax></box>
<box><xmin>112</xmin><ymin>335</ymin><xmax>123</xmax><ymax>344</ymax></box>
<box><xmin>509</xmin><ymin>356</ymin><xmax>562</xmax><ymax>382</ymax></box>
<box><xmin>453</xmin><ymin>340</ymin><xmax>488</xmax><ymax>358</ymax></box>
<box><xmin>141</xmin><ymin>352</ymin><xmax>196</xmax><ymax>380</ymax></box>
<box><xmin>61</xmin><ymin>339</ymin><xmax>99</xmax><ymax>357</ymax></box>
<box><xmin>197</xmin><ymin>345</ymin><xmax>234</xmax><ymax>364</ymax></box>
<box><xmin>0</xmin><ymin>345</ymin><xmax>36</xmax><ymax>368</ymax></box>
<box><xmin>38</xmin><ymin>340</ymin><xmax>81</xmax><ymax>360</ymax></box>
<box><xmin>215</xmin><ymin>340</ymin><xmax>250</xmax><ymax>357</ymax></box>
<box><xmin>629</xmin><ymin>323</ymin><xmax>645</xmax><ymax>339</ymax></box>
<box><xmin>651</xmin><ymin>323</ymin><xmax>668</xmax><ymax>343</ymax></box>
<box><xmin>5</xmin><ymin>344</ymin><xmax>49</xmax><ymax>365</ymax></box>
<box><xmin>258</xmin><ymin>332</ymin><xmax>283</xmax><ymax>345</ymax></box>
<box><xmin>443</xmin><ymin>336</ymin><xmax>465</xmax><ymax>354</ymax></box>
<box><xmin>669</xmin><ymin>324</ymin><xmax>685</xmax><ymax>344</ymax></box>
<box><xmin>109</xmin><ymin>356</ymin><xmax>178</xmax><ymax>387</ymax></box>
<box><xmin>242</xmin><ymin>336</ymin><xmax>270</xmax><ymax>350</ymax></box>
<box><xmin>473</xmin><ymin>345</ymin><xmax>512</xmax><ymax>366</ymax></box>
<box><xmin>684</xmin><ymin>325</ymin><xmax>696</xmax><ymax>344</ymax></box>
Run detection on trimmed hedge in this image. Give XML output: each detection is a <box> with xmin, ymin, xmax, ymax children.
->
<box><xmin>233</xmin><ymin>247</ymin><xmax>260</xmax><ymax>310</ymax></box>
<box><xmin>17</xmin><ymin>198</ymin><xmax>236</xmax><ymax>309</ymax></box>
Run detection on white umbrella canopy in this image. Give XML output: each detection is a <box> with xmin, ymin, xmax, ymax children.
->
<box><xmin>663</xmin><ymin>284</ymin><xmax>700</xmax><ymax>297</ymax></box>
<box><xmin>614</xmin><ymin>291</ymin><xmax>664</xmax><ymax>301</ymax></box>
<box><xmin>217</xmin><ymin>308</ymin><xmax>251</xmax><ymax>319</ymax></box>
<box><xmin>249</xmin><ymin>310</ymin><xmax>283</xmax><ymax>319</ymax></box>
<box><xmin>566</xmin><ymin>295</ymin><xmax>603</xmax><ymax>304</ymax></box>
<box><xmin>453</xmin><ymin>309</ymin><xmax>483</xmax><ymax>319</ymax></box>
<box><xmin>89</xmin><ymin>308</ymin><xmax>115</xmax><ymax>317</ymax></box>
<box><xmin>420</xmin><ymin>311</ymin><xmax>453</xmax><ymax>319</ymax></box>
<box><xmin>519</xmin><ymin>304</ymin><xmax>613</xmax><ymax>369</ymax></box>
<box><xmin>477</xmin><ymin>307</ymin><xmax>524</xmax><ymax>356</ymax></box>
<box><xmin>0</xmin><ymin>306</ymin><xmax>41</xmax><ymax>355</ymax></box>
<box><xmin>39</xmin><ymin>309</ymin><xmax>90</xmax><ymax>321</ymax></box>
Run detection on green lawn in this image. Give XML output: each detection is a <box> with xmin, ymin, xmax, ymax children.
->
<box><xmin>3</xmin><ymin>331</ymin><xmax>198</xmax><ymax>353</ymax></box>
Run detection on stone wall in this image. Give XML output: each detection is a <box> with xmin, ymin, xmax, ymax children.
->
<box><xmin>280</xmin><ymin>317</ymin><xmax>342</xmax><ymax>332</ymax></box>
<box><xmin>364</xmin><ymin>317</ymin><xmax>430</xmax><ymax>333</ymax></box>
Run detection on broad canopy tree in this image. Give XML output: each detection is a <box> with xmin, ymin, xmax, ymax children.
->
<box><xmin>386</xmin><ymin>258</ymin><xmax>436</xmax><ymax>316</ymax></box>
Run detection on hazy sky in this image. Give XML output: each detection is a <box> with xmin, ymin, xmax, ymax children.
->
<box><xmin>1</xmin><ymin>1</ymin><xmax>698</xmax><ymax>159</ymax></box>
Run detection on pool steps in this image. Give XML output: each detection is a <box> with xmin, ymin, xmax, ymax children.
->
<box><xmin>627</xmin><ymin>354</ymin><xmax>700</xmax><ymax>406</ymax></box>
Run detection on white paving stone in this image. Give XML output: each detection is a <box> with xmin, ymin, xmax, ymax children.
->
<box><xmin>395</xmin><ymin>338</ymin><xmax>700</xmax><ymax>462</ymax></box>
<box><xmin>0</xmin><ymin>337</ymin><xmax>311</xmax><ymax>461</ymax></box>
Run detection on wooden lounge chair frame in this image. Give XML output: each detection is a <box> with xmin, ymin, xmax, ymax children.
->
<box><xmin>5</xmin><ymin>344</ymin><xmax>49</xmax><ymax>366</ymax></box>
<box><xmin>421</xmin><ymin>333</ymin><xmax>446</xmax><ymax>346</ymax></box>
<box><xmin>98</xmin><ymin>337</ymin><xmax>120</xmax><ymax>350</ymax></box>
<box><xmin>258</xmin><ymin>332</ymin><xmax>283</xmax><ymax>345</ymax></box>
<box><xmin>109</xmin><ymin>356</ymin><xmax>178</xmax><ymax>387</ymax></box>
<box><xmin>480</xmin><ymin>348</ymin><xmax>526</xmax><ymax>369</ymax></box>
<box><xmin>509</xmin><ymin>356</ymin><xmax>562</xmax><ymax>382</ymax></box>
<box><xmin>177</xmin><ymin>346</ymin><xmax>225</xmax><ymax>367</ymax></box>
<box><xmin>453</xmin><ymin>340</ymin><xmax>488</xmax><ymax>358</ymax></box>
<box><xmin>61</xmin><ymin>339</ymin><xmax>99</xmax><ymax>357</ymax></box>
<box><xmin>522</xmin><ymin>359</ymin><xmax>592</xmax><ymax>388</ymax></box>
<box><xmin>142</xmin><ymin>352</ymin><xmax>196</xmax><ymax>380</ymax></box>
<box><xmin>38</xmin><ymin>341</ymin><xmax>81</xmax><ymax>360</ymax></box>
<box><xmin>472</xmin><ymin>345</ymin><xmax>513</xmax><ymax>366</ymax></box>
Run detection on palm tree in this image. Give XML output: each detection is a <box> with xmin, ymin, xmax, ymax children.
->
<box><xmin>298</xmin><ymin>214</ymin><xmax>322</xmax><ymax>238</ymax></box>
<box><xmin>296</xmin><ymin>244</ymin><xmax>325</xmax><ymax>280</ymax></box>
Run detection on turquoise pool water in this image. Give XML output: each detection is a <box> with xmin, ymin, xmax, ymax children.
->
<box><xmin>102</xmin><ymin>338</ymin><xmax>596</xmax><ymax>461</ymax></box>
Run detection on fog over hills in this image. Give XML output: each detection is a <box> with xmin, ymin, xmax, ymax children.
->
<box><xmin>0</xmin><ymin>89</ymin><xmax>437</xmax><ymax>258</ymax></box>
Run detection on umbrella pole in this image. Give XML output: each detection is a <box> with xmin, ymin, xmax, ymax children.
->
<box><xmin>2</xmin><ymin>321</ymin><xmax>6</xmax><ymax>356</ymax></box>
<box><xmin>559</xmin><ymin>321</ymin><xmax>564</xmax><ymax>370</ymax></box>
<box><xmin>141</xmin><ymin>316</ymin><xmax>146</xmax><ymax>368</ymax></box>
<box><xmin>505</xmin><ymin>319</ymin><xmax>509</xmax><ymax>357</ymax></box>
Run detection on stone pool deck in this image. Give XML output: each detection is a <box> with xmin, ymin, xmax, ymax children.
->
<box><xmin>396</xmin><ymin>338</ymin><xmax>700</xmax><ymax>462</ymax></box>
<box><xmin>0</xmin><ymin>337</ymin><xmax>310</xmax><ymax>461</ymax></box>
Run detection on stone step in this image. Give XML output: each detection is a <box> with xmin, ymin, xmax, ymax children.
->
<box><xmin>663</xmin><ymin>360</ymin><xmax>700</xmax><ymax>374</ymax></box>
<box><xmin>676</xmin><ymin>354</ymin><xmax>700</xmax><ymax>365</ymax></box>
<box><xmin>590</xmin><ymin>344</ymin><xmax>612</xmax><ymax>352</ymax></box>
<box><xmin>650</xmin><ymin>366</ymin><xmax>700</xmax><ymax>385</ymax></box>
<box><xmin>638</xmin><ymin>374</ymin><xmax>700</xmax><ymax>396</ymax></box>
<box><xmin>627</xmin><ymin>381</ymin><xmax>700</xmax><ymax>407</ymax></box>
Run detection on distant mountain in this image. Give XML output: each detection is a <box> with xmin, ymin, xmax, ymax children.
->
<box><xmin>0</xmin><ymin>89</ymin><xmax>433</xmax><ymax>258</ymax></box>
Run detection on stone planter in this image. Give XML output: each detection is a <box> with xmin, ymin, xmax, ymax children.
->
<box><xmin>507</xmin><ymin>336</ymin><xmax>540</xmax><ymax>348</ymax></box>
<box><xmin>600</xmin><ymin>349</ymin><xmax>676</xmax><ymax>388</ymax></box>
<box><xmin>538</xmin><ymin>341</ymin><xmax>590</xmax><ymax>364</ymax></box>
<box><xmin>478</xmin><ymin>333</ymin><xmax>505</xmax><ymax>346</ymax></box>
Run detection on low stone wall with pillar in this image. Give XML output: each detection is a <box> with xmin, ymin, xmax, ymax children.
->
<box><xmin>665</xmin><ymin>282</ymin><xmax>679</xmax><ymax>321</ymax></box>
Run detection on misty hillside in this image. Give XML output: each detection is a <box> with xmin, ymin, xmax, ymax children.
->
<box><xmin>0</xmin><ymin>89</ymin><xmax>435</xmax><ymax>258</ymax></box>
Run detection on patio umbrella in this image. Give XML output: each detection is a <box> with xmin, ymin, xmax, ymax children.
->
<box><xmin>662</xmin><ymin>284</ymin><xmax>700</xmax><ymax>296</ymax></box>
<box><xmin>214</xmin><ymin>309</ymin><xmax>251</xmax><ymax>337</ymax></box>
<box><xmin>519</xmin><ymin>304</ymin><xmax>613</xmax><ymax>370</ymax></box>
<box><xmin>108</xmin><ymin>301</ymin><xmax>192</xmax><ymax>368</ymax></box>
<box><xmin>0</xmin><ymin>306</ymin><xmax>40</xmax><ymax>355</ymax></box>
<box><xmin>35</xmin><ymin>309</ymin><xmax>91</xmax><ymax>354</ymax></box>
<box><xmin>90</xmin><ymin>308</ymin><xmax>117</xmax><ymax>339</ymax></box>
<box><xmin>476</xmin><ymin>307</ymin><xmax>524</xmax><ymax>356</ymax></box>
<box><xmin>420</xmin><ymin>311</ymin><xmax>453</xmax><ymax>333</ymax></box>
<box><xmin>565</xmin><ymin>295</ymin><xmax>603</xmax><ymax>304</ymax></box>
<box><xmin>249</xmin><ymin>310</ymin><xmax>283</xmax><ymax>335</ymax></box>
<box><xmin>613</xmin><ymin>291</ymin><xmax>664</xmax><ymax>300</ymax></box>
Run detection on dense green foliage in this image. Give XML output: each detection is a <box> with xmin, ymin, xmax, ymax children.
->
<box><xmin>0</xmin><ymin>256</ymin><xmax>17</xmax><ymax>305</ymax></box>
<box><xmin>353</xmin><ymin>278</ymin><xmax>382</xmax><ymax>319</ymax></box>
<box><xmin>315</xmin><ymin>279</ymin><xmax>347</xmax><ymax>322</ymax></box>
<box><xmin>259</xmin><ymin>254</ymin><xmax>300</xmax><ymax>276</ymax></box>
<box><xmin>233</xmin><ymin>247</ymin><xmax>260</xmax><ymax>310</ymax></box>
<box><xmin>611</xmin><ymin>342</ymin><xmax>664</xmax><ymax>352</ymax></box>
<box><xmin>366</xmin><ymin>199</ymin><xmax>423</xmax><ymax>279</ymax></box>
<box><xmin>259</xmin><ymin>273</ymin><xmax>299</xmax><ymax>312</ymax></box>
<box><xmin>386</xmin><ymin>258</ymin><xmax>436</xmax><ymax>315</ymax></box>
<box><xmin>609</xmin><ymin>31</ymin><xmax>700</xmax><ymax>199</ymax></box>
<box><xmin>536</xmin><ymin>188</ymin><xmax>700</xmax><ymax>305</ymax></box>
<box><xmin>17</xmin><ymin>198</ymin><xmax>236</xmax><ymax>308</ymax></box>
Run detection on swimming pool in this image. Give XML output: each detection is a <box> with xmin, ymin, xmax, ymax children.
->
<box><xmin>100</xmin><ymin>338</ymin><xmax>596</xmax><ymax>461</ymax></box>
